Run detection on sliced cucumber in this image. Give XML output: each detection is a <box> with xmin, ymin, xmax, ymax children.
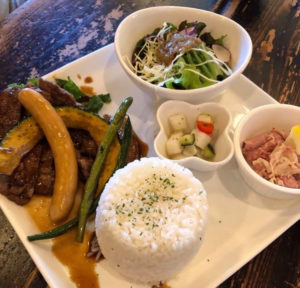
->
<box><xmin>197</xmin><ymin>113</ymin><xmax>214</xmax><ymax>124</ymax></box>
<box><xmin>201</xmin><ymin>144</ymin><xmax>215</xmax><ymax>160</ymax></box>
<box><xmin>180</xmin><ymin>134</ymin><xmax>195</xmax><ymax>146</ymax></box>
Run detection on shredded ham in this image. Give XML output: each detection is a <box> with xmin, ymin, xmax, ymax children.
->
<box><xmin>243</xmin><ymin>129</ymin><xmax>300</xmax><ymax>189</ymax></box>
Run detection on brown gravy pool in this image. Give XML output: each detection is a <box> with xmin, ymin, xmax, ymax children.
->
<box><xmin>26</xmin><ymin>194</ymin><xmax>99</xmax><ymax>288</ymax></box>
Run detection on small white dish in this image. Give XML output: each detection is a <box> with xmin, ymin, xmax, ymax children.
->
<box><xmin>234</xmin><ymin>103</ymin><xmax>300</xmax><ymax>199</ymax></box>
<box><xmin>115</xmin><ymin>6</ymin><xmax>252</xmax><ymax>102</ymax></box>
<box><xmin>154</xmin><ymin>100</ymin><xmax>234</xmax><ymax>171</ymax></box>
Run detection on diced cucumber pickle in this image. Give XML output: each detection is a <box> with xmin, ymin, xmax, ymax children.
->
<box><xmin>201</xmin><ymin>144</ymin><xmax>215</xmax><ymax>159</ymax></box>
<box><xmin>180</xmin><ymin>134</ymin><xmax>195</xmax><ymax>146</ymax></box>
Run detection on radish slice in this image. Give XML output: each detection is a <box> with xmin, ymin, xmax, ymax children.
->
<box><xmin>212</xmin><ymin>44</ymin><xmax>231</xmax><ymax>63</ymax></box>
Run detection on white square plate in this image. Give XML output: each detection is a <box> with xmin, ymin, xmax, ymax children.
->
<box><xmin>1</xmin><ymin>44</ymin><xmax>299</xmax><ymax>288</ymax></box>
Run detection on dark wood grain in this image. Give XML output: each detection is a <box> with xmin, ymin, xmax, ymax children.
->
<box><xmin>0</xmin><ymin>0</ymin><xmax>299</xmax><ymax>288</ymax></box>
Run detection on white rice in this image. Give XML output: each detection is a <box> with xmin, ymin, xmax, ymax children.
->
<box><xmin>95</xmin><ymin>157</ymin><xmax>208</xmax><ymax>284</ymax></box>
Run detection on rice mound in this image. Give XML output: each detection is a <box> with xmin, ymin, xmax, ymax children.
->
<box><xmin>95</xmin><ymin>157</ymin><xmax>208</xmax><ymax>284</ymax></box>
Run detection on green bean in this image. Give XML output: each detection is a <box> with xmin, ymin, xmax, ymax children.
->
<box><xmin>76</xmin><ymin>97</ymin><xmax>133</xmax><ymax>242</ymax></box>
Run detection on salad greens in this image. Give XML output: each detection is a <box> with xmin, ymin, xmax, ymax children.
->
<box><xmin>131</xmin><ymin>20</ymin><xmax>232</xmax><ymax>90</ymax></box>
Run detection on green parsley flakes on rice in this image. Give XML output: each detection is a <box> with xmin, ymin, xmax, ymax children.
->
<box><xmin>95</xmin><ymin>157</ymin><xmax>208</xmax><ymax>284</ymax></box>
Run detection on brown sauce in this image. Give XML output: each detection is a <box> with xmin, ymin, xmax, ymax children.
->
<box><xmin>80</xmin><ymin>85</ymin><xmax>95</xmax><ymax>97</ymax></box>
<box><xmin>77</xmin><ymin>74</ymin><xmax>82</xmax><ymax>80</ymax></box>
<box><xmin>157</xmin><ymin>33</ymin><xmax>201</xmax><ymax>65</ymax></box>
<box><xmin>134</xmin><ymin>131</ymin><xmax>149</xmax><ymax>157</ymax></box>
<box><xmin>84</xmin><ymin>76</ymin><xmax>93</xmax><ymax>84</ymax></box>
<box><xmin>24</xmin><ymin>140</ymin><xmax>120</xmax><ymax>288</ymax></box>
<box><xmin>26</xmin><ymin>189</ymin><xmax>99</xmax><ymax>288</ymax></box>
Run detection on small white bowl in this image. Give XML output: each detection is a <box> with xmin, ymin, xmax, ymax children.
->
<box><xmin>234</xmin><ymin>104</ymin><xmax>300</xmax><ymax>199</ymax></box>
<box><xmin>115</xmin><ymin>6</ymin><xmax>252</xmax><ymax>102</ymax></box>
<box><xmin>154</xmin><ymin>101</ymin><xmax>234</xmax><ymax>171</ymax></box>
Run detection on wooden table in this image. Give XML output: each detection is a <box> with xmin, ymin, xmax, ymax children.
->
<box><xmin>0</xmin><ymin>0</ymin><xmax>299</xmax><ymax>287</ymax></box>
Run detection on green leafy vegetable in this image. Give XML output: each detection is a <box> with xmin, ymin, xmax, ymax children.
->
<box><xmin>84</xmin><ymin>95</ymin><xmax>104</xmax><ymax>113</ymax></box>
<box><xmin>7</xmin><ymin>83</ymin><xmax>25</xmax><ymax>89</ymax></box>
<box><xmin>27</xmin><ymin>78</ymin><xmax>38</xmax><ymax>86</ymax></box>
<box><xmin>100</xmin><ymin>93</ymin><xmax>111</xmax><ymax>103</ymax></box>
<box><xmin>83</xmin><ymin>94</ymin><xmax>111</xmax><ymax>113</ymax></box>
<box><xmin>200</xmin><ymin>33</ymin><xmax>227</xmax><ymax>47</ymax></box>
<box><xmin>55</xmin><ymin>77</ymin><xmax>85</xmax><ymax>101</ymax></box>
<box><xmin>178</xmin><ymin>21</ymin><xmax>206</xmax><ymax>36</ymax></box>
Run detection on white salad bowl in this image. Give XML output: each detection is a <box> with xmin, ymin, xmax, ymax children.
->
<box><xmin>234</xmin><ymin>104</ymin><xmax>300</xmax><ymax>199</ymax></box>
<box><xmin>115</xmin><ymin>6</ymin><xmax>252</xmax><ymax>102</ymax></box>
<box><xmin>154</xmin><ymin>101</ymin><xmax>234</xmax><ymax>171</ymax></box>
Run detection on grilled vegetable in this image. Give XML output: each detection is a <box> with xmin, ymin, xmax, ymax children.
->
<box><xmin>27</xmin><ymin>118</ymin><xmax>132</xmax><ymax>242</ymax></box>
<box><xmin>0</xmin><ymin>118</ymin><xmax>42</xmax><ymax>175</ymax></box>
<box><xmin>0</xmin><ymin>107</ymin><xmax>119</xmax><ymax>176</ymax></box>
<box><xmin>18</xmin><ymin>89</ymin><xmax>78</xmax><ymax>223</ymax></box>
<box><xmin>76</xmin><ymin>97</ymin><xmax>133</xmax><ymax>242</ymax></box>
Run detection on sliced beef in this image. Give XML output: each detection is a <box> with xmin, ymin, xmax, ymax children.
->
<box><xmin>242</xmin><ymin>129</ymin><xmax>285</xmax><ymax>163</ymax></box>
<box><xmin>69</xmin><ymin>129</ymin><xmax>98</xmax><ymax>180</ymax></box>
<box><xmin>77</xmin><ymin>156</ymin><xmax>94</xmax><ymax>180</ymax></box>
<box><xmin>38</xmin><ymin>78</ymin><xmax>77</xmax><ymax>107</ymax></box>
<box><xmin>1</xmin><ymin>144</ymin><xmax>42</xmax><ymax>205</ymax></box>
<box><xmin>0</xmin><ymin>87</ymin><xmax>21</xmax><ymax>139</ymax></box>
<box><xmin>126</xmin><ymin>132</ymin><xmax>142</xmax><ymax>164</ymax></box>
<box><xmin>34</xmin><ymin>141</ymin><xmax>55</xmax><ymax>195</ymax></box>
<box><xmin>70</xmin><ymin>129</ymin><xmax>98</xmax><ymax>157</ymax></box>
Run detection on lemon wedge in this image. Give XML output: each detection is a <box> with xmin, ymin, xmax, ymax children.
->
<box><xmin>285</xmin><ymin>125</ymin><xmax>300</xmax><ymax>154</ymax></box>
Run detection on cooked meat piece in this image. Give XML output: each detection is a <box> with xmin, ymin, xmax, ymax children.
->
<box><xmin>0</xmin><ymin>87</ymin><xmax>22</xmax><ymax>139</ymax></box>
<box><xmin>157</xmin><ymin>33</ymin><xmax>202</xmax><ymax>65</ymax></box>
<box><xmin>77</xmin><ymin>156</ymin><xmax>94</xmax><ymax>180</ymax></box>
<box><xmin>70</xmin><ymin>129</ymin><xmax>98</xmax><ymax>157</ymax></box>
<box><xmin>277</xmin><ymin>175</ymin><xmax>299</xmax><ymax>188</ymax></box>
<box><xmin>1</xmin><ymin>144</ymin><xmax>42</xmax><ymax>205</ymax></box>
<box><xmin>126</xmin><ymin>132</ymin><xmax>142</xmax><ymax>164</ymax></box>
<box><xmin>35</xmin><ymin>141</ymin><xmax>55</xmax><ymax>195</ymax></box>
<box><xmin>38</xmin><ymin>78</ymin><xmax>77</xmax><ymax>107</ymax></box>
<box><xmin>242</xmin><ymin>129</ymin><xmax>285</xmax><ymax>163</ymax></box>
<box><xmin>87</xmin><ymin>232</ymin><xmax>104</xmax><ymax>261</ymax></box>
<box><xmin>0</xmin><ymin>175</ymin><xmax>9</xmax><ymax>196</ymax></box>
